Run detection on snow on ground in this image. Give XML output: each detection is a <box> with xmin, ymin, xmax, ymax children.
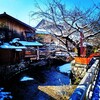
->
<box><xmin>0</xmin><ymin>87</ymin><xmax>12</xmax><ymax>100</ymax></box>
<box><xmin>20</xmin><ymin>76</ymin><xmax>34</xmax><ymax>81</ymax></box>
<box><xmin>57</xmin><ymin>63</ymin><xmax>71</xmax><ymax>74</ymax></box>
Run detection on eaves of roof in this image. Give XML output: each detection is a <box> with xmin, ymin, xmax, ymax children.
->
<box><xmin>0</xmin><ymin>12</ymin><xmax>36</xmax><ymax>31</ymax></box>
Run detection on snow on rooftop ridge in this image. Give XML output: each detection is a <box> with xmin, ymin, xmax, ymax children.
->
<box><xmin>36</xmin><ymin>28</ymin><xmax>50</xmax><ymax>34</ymax></box>
<box><xmin>10</xmin><ymin>38</ymin><xmax>43</xmax><ymax>46</ymax></box>
<box><xmin>19</xmin><ymin>41</ymin><xmax>43</xmax><ymax>46</ymax></box>
<box><xmin>83</xmin><ymin>42</ymin><xmax>93</xmax><ymax>47</ymax></box>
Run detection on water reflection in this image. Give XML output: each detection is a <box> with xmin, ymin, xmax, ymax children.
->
<box><xmin>4</xmin><ymin>63</ymin><xmax>71</xmax><ymax>100</ymax></box>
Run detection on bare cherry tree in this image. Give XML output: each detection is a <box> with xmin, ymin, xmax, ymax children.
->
<box><xmin>32</xmin><ymin>0</ymin><xmax>100</xmax><ymax>57</ymax></box>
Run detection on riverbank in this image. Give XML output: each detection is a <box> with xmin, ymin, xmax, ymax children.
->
<box><xmin>0</xmin><ymin>58</ymin><xmax>71</xmax><ymax>100</ymax></box>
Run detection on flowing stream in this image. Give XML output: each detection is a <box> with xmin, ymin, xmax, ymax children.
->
<box><xmin>1</xmin><ymin>62</ymin><xmax>71</xmax><ymax>100</ymax></box>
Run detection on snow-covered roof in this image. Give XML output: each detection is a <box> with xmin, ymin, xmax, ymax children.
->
<box><xmin>19</xmin><ymin>41</ymin><xmax>43</xmax><ymax>46</ymax></box>
<box><xmin>10</xmin><ymin>38</ymin><xmax>43</xmax><ymax>47</ymax></box>
<box><xmin>0</xmin><ymin>43</ymin><xmax>26</xmax><ymax>49</ymax></box>
<box><xmin>36</xmin><ymin>28</ymin><xmax>50</xmax><ymax>34</ymax></box>
<box><xmin>82</xmin><ymin>42</ymin><xmax>93</xmax><ymax>47</ymax></box>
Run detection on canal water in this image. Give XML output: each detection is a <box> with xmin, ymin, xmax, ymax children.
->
<box><xmin>1</xmin><ymin>61</ymin><xmax>71</xmax><ymax>100</ymax></box>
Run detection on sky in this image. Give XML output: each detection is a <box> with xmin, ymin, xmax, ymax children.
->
<box><xmin>0</xmin><ymin>0</ymin><xmax>100</xmax><ymax>27</ymax></box>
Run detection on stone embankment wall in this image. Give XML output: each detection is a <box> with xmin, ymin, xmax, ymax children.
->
<box><xmin>71</xmin><ymin>60</ymin><xmax>87</xmax><ymax>80</ymax></box>
<box><xmin>71</xmin><ymin>57</ymin><xmax>97</xmax><ymax>80</ymax></box>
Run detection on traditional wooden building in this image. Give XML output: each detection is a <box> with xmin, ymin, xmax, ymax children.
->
<box><xmin>36</xmin><ymin>28</ymin><xmax>52</xmax><ymax>43</ymax></box>
<box><xmin>0</xmin><ymin>12</ymin><xmax>35</xmax><ymax>42</ymax></box>
<box><xmin>0</xmin><ymin>12</ymin><xmax>44</xmax><ymax>64</ymax></box>
<box><xmin>0</xmin><ymin>43</ymin><xmax>26</xmax><ymax>64</ymax></box>
<box><xmin>35</xmin><ymin>19</ymin><xmax>59</xmax><ymax>44</ymax></box>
